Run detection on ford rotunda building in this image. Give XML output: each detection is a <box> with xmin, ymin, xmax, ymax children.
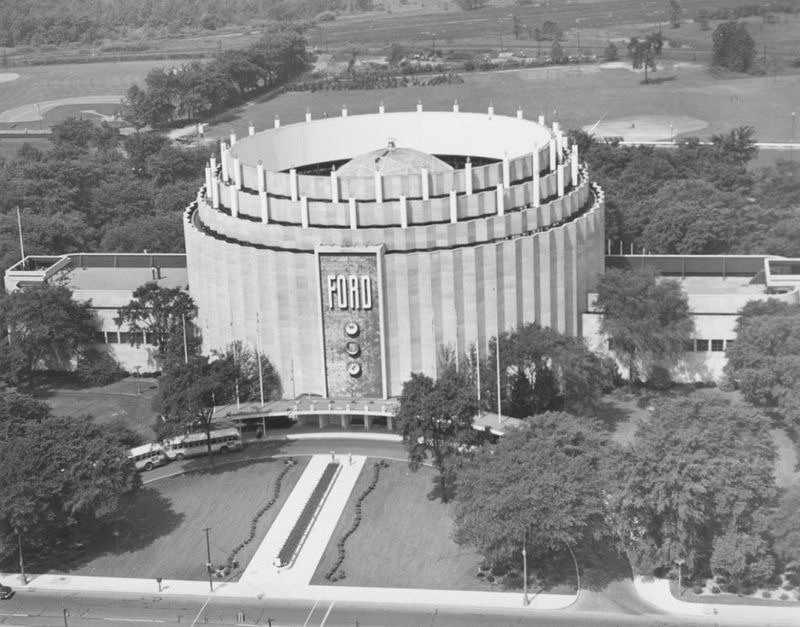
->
<box><xmin>183</xmin><ymin>103</ymin><xmax>605</xmax><ymax>404</ymax></box>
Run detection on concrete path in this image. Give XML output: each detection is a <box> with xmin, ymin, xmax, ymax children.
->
<box><xmin>240</xmin><ymin>454</ymin><xmax>366</xmax><ymax>586</ymax></box>
<box><xmin>634</xmin><ymin>576</ymin><xmax>800</xmax><ymax>625</ymax></box>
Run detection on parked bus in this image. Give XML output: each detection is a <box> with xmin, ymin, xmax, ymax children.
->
<box><xmin>162</xmin><ymin>427</ymin><xmax>243</xmax><ymax>461</ymax></box>
<box><xmin>128</xmin><ymin>443</ymin><xmax>168</xmax><ymax>472</ymax></box>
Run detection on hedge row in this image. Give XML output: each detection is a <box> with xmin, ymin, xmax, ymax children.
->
<box><xmin>325</xmin><ymin>459</ymin><xmax>389</xmax><ymax>581</ymax></box>
<box><xmin>277</xmin><ymin>462</ymin><xmax>340</xmax><ymax>567</ymax></box>
<box><xmin>226</xmin><ymin>457</ymin><xmax>296</xmax><ymax>567</ymax></box>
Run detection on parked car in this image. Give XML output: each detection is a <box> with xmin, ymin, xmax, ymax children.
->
<box><xmin>0</xmin><ymin>583</ymin><xmax>13</xmax><ymax>599</ymax></box>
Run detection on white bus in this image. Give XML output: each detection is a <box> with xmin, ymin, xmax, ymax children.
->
<box><xmin>162</xmin><ymin>427</ymin><xmax>243</xmax><ymax>461</ymax></box>
<box><xmin>128</xmin><ymin>443</ymin><xmax>168</xmax><ymax>471</ymax></box>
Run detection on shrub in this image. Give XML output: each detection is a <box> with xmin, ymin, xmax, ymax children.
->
<box><xmin>711</xmin><ymin>585</ymin><xmax>720</xmax><ymax>594</ymax></box>
<box><xmin>779</xmin><ymin>592</ymin><xmax>790</xmax><ymax>600</ymax></box>
<box><xmin>762</xmin><ymin>590</ymin><xmax>771</xmax><ymax>598</ymax></box>
<box><xmin>75</xmin><ymin>346</ymin><xmax>125</xmax><ymax>385</ymax></box>
<box><xmin>693</xmin><ymin>585</ymin><xmax>704</xmax><ymax>594</ymax></box>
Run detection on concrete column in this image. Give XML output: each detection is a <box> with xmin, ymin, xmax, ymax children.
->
<box><xmin>233</xmin><ymin>157</ymin><xmax>242</xmax><ymax>190</ymax></box>
<box><xmin>496</xmin><ymin>184</ymin><xmax>505</xmax><ymax>216</ymax></box>
<box><xmin>318</xmin><ymin>414</ymin><xmax>325</xmax><ymax>429</ymax></box>
<box><xmin>248</xmin><ymin>122</ymin><xmax>255</xmax><ymax>136</ymax></box>
<box><xmin>557</xmin><ymin>131</ymin><xmax>566</xmax><ymax>162</ymax></box>
<box><xmin>257</xmin><ymin>160</ymin><xmax>265</xmax><ymax>193</ymax></box>
<box><xmin>365</xmin><ymin>414</ymin><xmax>372</xmax><ymax>431</ymax></box>
<box><xmin>532</xmin><ymin>150</ymin><xmax>541</xmax><ymax>208</ymax></box>
<box><xmin>516</xmin><ymin>105</ymin><xmax>523</xmax><ymax>119</ymax></box>
<box><xmin>220</xmin><ymin>144</ymin><xmax>229</xmax><ymax>181</ymax></box>
<box><xmin>553</xmin><ymin>121</ymin><xmax>560</xmax><ymax>135</ymax></box>
<box><xmin>449</xmin><ymin>190</ymin><xmax>458</xmax><ymax>224</ymax></box>
<box><xmin>204</xmin><ymin>166</ymin><xmax>212</xmax><ymax>194</ymax></box>
<box><xmin>453</xmin><ymin>99</ymin><xmax>459</xmax><ymax>113</ymax></box>
<box><xmin>229</xmin><ymin>132</ymin><xmax>237</xmax><ymax>147</ymax></box>
<box><xmin>557</xmin><ymin>164</ymin><xmax>565</xmax><ymax>197</ymax></box>
<box><xmin>340</xmin><ymin>414</ymin><xmax>348</xmax><ymax>429</ymax></box>
<box><xmin>274</xmin><ymin>115</ymin><xmax>280</xmax><ymax>128</ymax></box>
<box><xmin>330</xmin><ymin>170</ymin><xmax>339</xmax><ymax>202</ymax></box>
<box><xmin>378</xmin><ymin>100</ymin><xmax>385</xmax><ymax>114</ymax></box>
<box><xmin>300</xmin><ymin>196</ymin><xmax>309</xmax><ymax>228</ymax></box>
<box><xmin>488</xmin><ymin>102</ymin><xmax>494</xmax><ymax>117</ymax></box>
<box><xmin>465</xmin><ymin>159</ymin><xmax>473</xmax><ymax>195</ymax></box>
<box><xmin>374</xmin><ymin>170</ymin><xmax>383</xmax><ymax>203</ymax></box>
<box><xmin>305</xmin><ymin>108</ymin><xmax>312</xmax><ymax>122</ymax></box>
<box><xmin>259</xmin><ymin>190</ymin><xmax>269</xmax><ymax>223</ymax></box>
<box><xmin>210</xmin><ymin>155</ymin><xmax>217</xmax><ymax>174</ymax></box>
<box><xmin>211</xmin><ymin>177</ymin><xmax>220</xmax><ymax>209</ymax></box>
<box><xmin>399</xmin><ymin>195</ymin><xmax>408</xmax><ymax>228</ymax></box>
<box><xmin>420</xmin><ymin>168</ymin><xmax>429</xmax><ymax>200</ymax></box>
<box><xmin>387</xmin><ymin>415</ymin><xmax>393</xmax><ymax>431</ymax></box>
<box><xmin>502</xmin><ymin>155</ymin><xmax>510</xmax><ymax>188</ymax></box>
<box><xmin>538</xmin><ymin>114</ymin><xmax>545</xmax><ymax>125</ymax></box>
<box><xmin>571</xmin><ymin>144</ymin><xmax>579</xmax><ymax>186</ymax></box>
<box><xmin>349</xmin><ymin>197</ymin><xmax>357</xmax><ymax>230</ymax></box>
<box><xmin>342</xmin><ymin>104</ymin><xmax>348</xmax><ymax>117</ymax></box>
<box><xmin>289</xmin><ymin>168</ymin><xmax>298</xmax><ymax>201</ymax></box>
<box><xmin>416</xmin><ymin>99</ymin><xmax>423</xmax><ymax>112</ymax></box>
<box><xmin>549</xmin><ymin>139</ymin><xmax>557</xmax><ymax>172</ymax></box>
<box><xmin>229</xmin><ymin>185</ymin><xmax>239</xmax><ymax>217</ymax></box>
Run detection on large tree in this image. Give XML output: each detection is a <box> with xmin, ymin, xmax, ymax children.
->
<box><xmin>395</xmin><ymin>366</ymin><xmax>479</xmax><ymax>502</ymax></box>
<box><xmin>712</xmin><ymin>20</ymin><xmax>756</xmax><ymax>73</ymax></box>
<box><xmin>115</xmin><ymin>282</ymin><xmax>198</xmax><ymax>369</ymax></box>
<box><xmin>627</xmin><ymin>33</ymin><xmax>663</xmax><ymax>83</ymax></box>
<box><xmin>453</xmin><ymin>412</ymin><xmax>608</xmax><ymax>567</ymax></box>
<box><xmin>605</xmin><ymin>395</ymin><xmax>776</xmax><ymax>578</ymax></box>
<box><xmin>724</xmin><ymin>299</ymin><xmax>800</xmax><ymax>432</ymax></box>
<box><xmin>0</xmin><ymin>283</ymin><xmax>96</xmax><ymax>380</ymax></box>
<box><xmin>595</xmin><ymin>266</ymin><xmax>694</xmax><ymax>385</ymax></box>
<box><xmin>0</xmin><ymin>389</ymin><xmax>140</xmax><ymax>557</ymax></box>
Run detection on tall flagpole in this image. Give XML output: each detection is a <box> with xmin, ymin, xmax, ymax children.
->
<box><xmin>496</xmin><ymin>324</ymin><xmax>502</xmax><ymax>425</ymax></box>
<box><xmin>16</xmin><ymin>206</ymin><xmax>25</xmax><ymax>265</ymax></box>
<box><xmin>181</xmin><ymin>315</ymin><xmax>189</xmax><ymax>364</ymax></box>
<box><xmin>232</xmin><ymin>333</ymin><xmax>240</xmax><ymax>409</ymax></box>
<box><xmin>475</xmin><ymin>341</ymin><xmax>481</xmax><ymax>411</ymax></box>
<box><xmin>256</xmin><ymin>312</ymin><xmax>264</xmax><ymax>407</ymax></box>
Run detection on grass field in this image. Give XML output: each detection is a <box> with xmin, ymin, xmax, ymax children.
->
<box><xmin>62</xmin><ymin>456</ymin><xmax>308</xmax><ymax>580</ymax></box>
<box><xmin>205</xmin><ymin>60</ymin><xmax>800</xmax><ymax>146</ymax></box>
<box><xmin>311</xmin><ymin>460</ymin><xmax>493</xmax><ymax>590</ymax></box>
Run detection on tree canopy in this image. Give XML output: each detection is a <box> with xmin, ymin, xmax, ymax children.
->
<box><xmin>724</xmin><ymin>299</ymin><xmax>800</xmax><ymax>432</ymax></box>
<box><xmin>395</xmin><ymin>366</ymin><xmax>479</xmax><ymax>502</ymax></box>
<box><xmin>627</xmin><ymin>33</ymin><xmax>663</xmax><ymax>82</ymax></box>
<box><xmin>712</xmin><ymin>20</ymin><xmax>756</xmax><ymax>73</ymax></box>
<box><xmin>0</xmin><ymin>387</ymin><xmax>140</xmax><ymax>556</ymax></box>
<box><xmin>605</xmin><ymin>394</ymin><xmax>776</xmax><ymax>579</ymax></box>
<box><xmin>595</xmin><ymin>266</ymin><xmax>694</xmax><ymax>384</ymax></box>
<box><xmin>0</xmin><ymin>282</ymin><xmax>97</xmax><ymax>381</ymax></box>
<box><xmin>453</xmin><ymin>412</ymin><xmax>608</xmax><ymax>566</ymax></box>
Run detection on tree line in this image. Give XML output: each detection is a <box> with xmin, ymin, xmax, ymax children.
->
<box><xmin>121</xmin><ymin>23</ymin><xmax>308</xmax><ymax>128</ymax></box>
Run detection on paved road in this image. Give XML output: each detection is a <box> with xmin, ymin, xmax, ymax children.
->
<box><xmin>0</xmin><ymin>590</ymin><xmax>737</xmax><ymax>627</ymax></box>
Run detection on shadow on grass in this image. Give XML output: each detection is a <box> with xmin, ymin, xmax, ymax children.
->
<box><xmin>594</xmin><ymin>400</ymin><xmax>632</xmax><ymax>431</ymax></box>
<box><xmin>640</xmin><ymin>75</ymin><xmax>677</xmax><ymax>85</ymax></box>
<box><xmin>176</xmin><ymin>440</ymin><xmax>290</xmax><ymax>476</ymax></box>
<box><xmin>426</xmin><ymin>471</ymin><xmax>456</xmax><ymax>503</ymax></box>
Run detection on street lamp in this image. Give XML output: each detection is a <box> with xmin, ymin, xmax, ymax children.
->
<box><xmin>675</xmin><ymin>558</ymin><xmax>686</xmax><ymax>594</ymax></box>
<box><xmin>522</xmin><ymin>531</ymin><xmax>528</xmax><ymax>606</ymax></box>
<box><xmin>203</xmin><ymin>527</ymin><xmax>214</xmax><ymax>592</ymax></box>
<box><xmin>14</xmin><ymin>526</ymin><xmax>26</xmax><ymax>585</ymax></box>
<box><xmin>134</xmin><ymin>365</ymin><xmax>141</xmax><ymax>394</ymax></box>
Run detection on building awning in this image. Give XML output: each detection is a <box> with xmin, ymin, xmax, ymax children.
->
<box><xmin>471</xmin><ymin>412</ymin><xmax>525</xmax><ymax>436</ymax></box>
<box><xmin>212</xmin><ymin>397</ymin><xmax>400</xmax><ymax>423</ymax></box>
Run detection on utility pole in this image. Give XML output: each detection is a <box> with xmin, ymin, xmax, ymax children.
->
<box><xmin>203</xmin><ymin>527</ymin><xmax>213</xmax><ymax>592</ymax></box>
<box><xmin>16</xmin><ymin>206</ymin><xmax>25</xmax><ymax>266</ymax></box>
<box><xmin>182</xmin><ymin>315</ymin><xmax>189</xmax><ymax>364</ymax></box>
<box><xmin>522</xmin><ymin>531</ymin><xmax>528</xmax><ymax>606</ymax></box>
<box><xmin>15</xmin><ymin>527</ymin><xmax>26</xmax><ymax>585</ymax></box>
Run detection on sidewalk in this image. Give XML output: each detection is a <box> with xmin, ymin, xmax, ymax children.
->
<box><xmin>634</xmin><ymin>576</ymin><xmax>800</xmax><ymax>625</ymax></box>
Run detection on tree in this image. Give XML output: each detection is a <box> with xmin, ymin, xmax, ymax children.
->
<box><xmin>595</xmin><ymin>266</ymin><xmax>694</xmax><ymax>385</ymax></box>
<box><xmin>453</xmin><ymin>412</ymin><xmax>608</xmax><ymax>567</ymax></box>
<box><xmin>724</xmin><ymin>300</ymin><xmax>800</xmax><ymax>432</ymax></box>
<box><xmin>711</xmin><ymin>526</ymin><xmax>776</xmax><ymax>589</ymax></box>
<box><xmin>395</xmin><ymin>367</ymin><xmax>479</xmax><ymax>502</ymax></box>
<box><xmin>211</xmin><ymin>341</ymin><xmax>283</xmax><ymax>405</ymax></box>
<box><xmin>668</xmin><ymin>0</ymin><xmax>682</xmax><ymax>28</ymax></box>
<box><xmin>627</xmin><ymin>33</ymin><xmax>663</xmax><ymax>83</ymax></box>
<box><xmin>712</xmin><ymin>21</ymin><xmax>756</xmax><ymax>73</ymax></box>
<box><xmin>116</xmin><ymin>283</ymin><xmax>198</xmax><ymax>369</ymax></box>
<box><xmin>710</xmin><ymin>126</ymin><xmax>758</xmax><ymax>165</ymax></box>
<box><xmin>0</xmin><ymin>283</ymin><xmax>97</xmax><ymax>379</ymax></box>
<box><xmin>0</xmin><ymin>384</ymin><xmax>51</xmax><ymax>439</ymax></box>
<box><xmin>603</xmin><ymin>41</ymin><xmax>619</xmax><ymax>62</ymax></box>
<box><xmin>453</xmin><ymin>0</ymin><xmax>487</xmax><ymax>10</ymax></box>
<box><xmin>605</xmin><ymin>395</ymin><xmax>776</xmax><ymax>578</ymax></box>
<box><xmin>535</xmin><ymin>20</ymin><xmax>563</xmax><ymax>41</ymax></box>
<box><xmin>770</xmin><ymin>483</ymin><xmax>800</xmax><ymax>567</ymax></box>
<box><xmin>0</xmin><ymin>392</ymin><xmax>140</xmax><ymax>557</ymax></box>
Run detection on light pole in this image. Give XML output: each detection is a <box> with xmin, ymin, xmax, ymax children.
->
<box><xmin>134</xmin><ymin>365</ymin><xmax>141</xmax><ymax>394</ymax></box>
<box><xmin>15</xmin><ymin>526</ymin><xmax>26</xmax><ymax>585</ymax></box>
<box><xmin>792</xmin><ymin>111</ymin><xmax>796</xmax><ymax>160</ymax></box>
<box><xmin>522</xmin><ymin>531</ymin><xmax>528</xmax><ymax>606</ymax></box>
<box><xmin>203</xmin><ymin>527</ymin><xmax>213</xmax><ymax>592</ymax></box>
<box><xmin>421</xmin><ymin>31</ymin><xmax>436</xmax><ymax>56</ymax></box>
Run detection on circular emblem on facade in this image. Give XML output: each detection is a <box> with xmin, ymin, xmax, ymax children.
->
<box><xmin>346</xmin><ymin>341</ymin><xmax>361</xmax><ymax>357</ymax></box>
<box><xmin>344</xmin><ymin>322</ymin><xmax>360</xmax><ymax>337</ymax></box>
<box><xmin>347</xmin><ymin>362</ymin><xmax>362</xmax><ymax>377</ymax></box>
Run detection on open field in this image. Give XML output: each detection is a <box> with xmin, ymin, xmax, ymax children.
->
<box><xmin>60</xmin><ymin>456</ymin><xmax>308</xmax><ymax>580</ymax></box>
<box><xmin>204</xmin><ymin>61</ymin><xmax>800</xmax><ymax>145</ymax></box>
<box><xmin>311</xmin><ymin>460</ymin><xmax>494</xmax><ymax>590</ymax></box>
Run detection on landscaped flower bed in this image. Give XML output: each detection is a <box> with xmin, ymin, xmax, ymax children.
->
<box><xmin>276</xmin><ymin>462</ymin><xmax>339</xmax><ymax>567</ymax></box>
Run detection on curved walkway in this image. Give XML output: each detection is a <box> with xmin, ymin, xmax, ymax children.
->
<box><xmin>634</xmin><ymin>576</ymin><xmax>800</xmax><ymax>625</ymax></box>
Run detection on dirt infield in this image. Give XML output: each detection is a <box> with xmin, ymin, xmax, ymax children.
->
<box><xmin>0</xmin><ymin>96</ymin><xmax>124</xmax><ymax>123</ymax></box>
<box><xmin>584</xmin><ymin>115</ymin><xmax>708</xmax><ymax>142</ymax></box>
<box><xmin>0</xmin><ymin>73</ymin><xmax>20</xmax><ymax>83</ymax></box>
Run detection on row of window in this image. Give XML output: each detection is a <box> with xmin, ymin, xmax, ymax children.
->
<box><xmin>93</xmin><ymin>331</ymin><xmax>155</xmax><ymax>346</ymax></box>
<box><xmin>685</xmin><ymin>339</ymin><xmax>734</xmax><ymax>353</ymax></box>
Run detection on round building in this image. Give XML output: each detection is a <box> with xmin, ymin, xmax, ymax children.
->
<box><xmin>184</xmin><ymin>104</ymin><xmax>605</xmax><ymax>401</ymax></box>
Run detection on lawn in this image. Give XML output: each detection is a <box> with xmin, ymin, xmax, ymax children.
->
<box><xmin>31</xmin><ymin>375</ymin><xmax>160</xmax><ymax>441</ymax></box>
<box><xmin>311</xmin><ymin>459</ymin><xmax>493</xmax><ymax>590</ymax></box>
<box><xmin>61</xmin><ymin>455</ymin><xmax>308</xmax><ymax>581</ymax></box>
